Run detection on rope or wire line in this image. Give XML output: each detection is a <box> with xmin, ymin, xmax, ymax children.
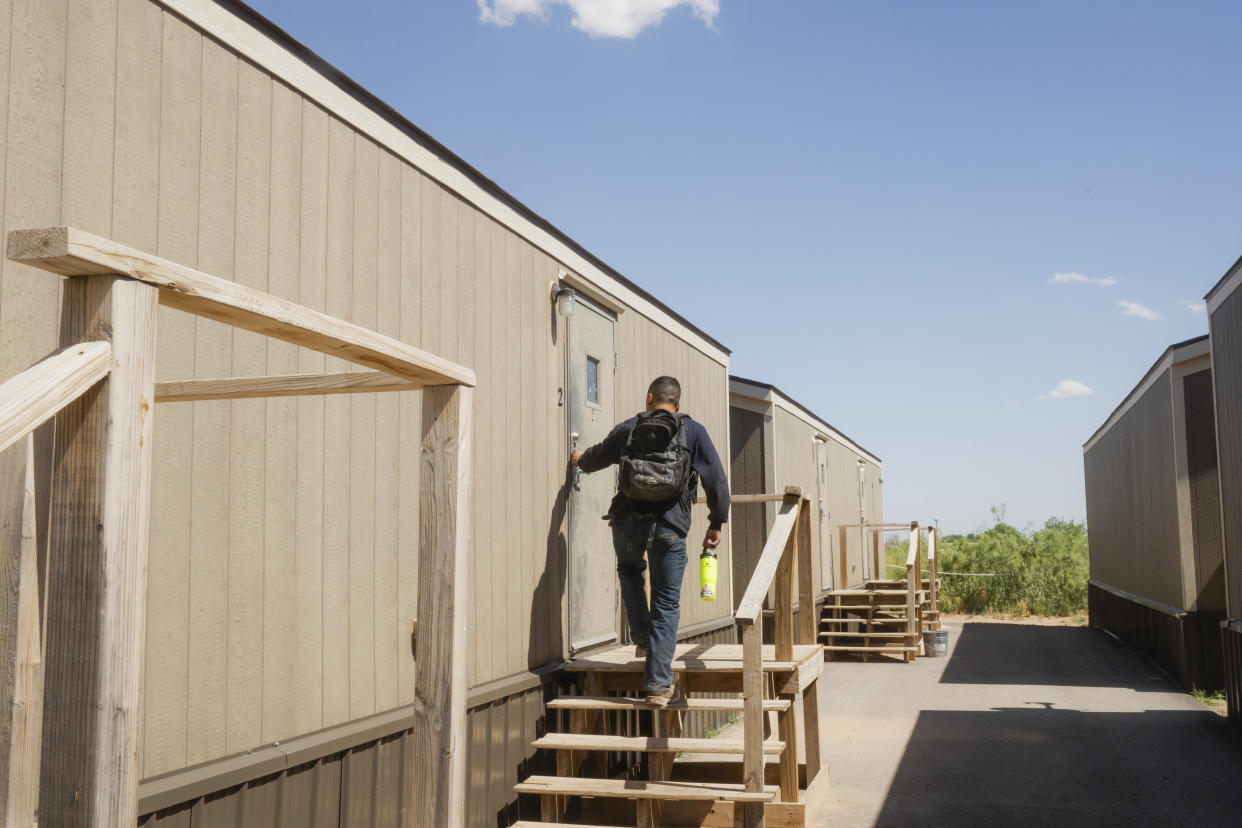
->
<box><xmin>885</xmin><ymin>564</ymin><xmax>1080</xmax><ymax>578</ymax></box>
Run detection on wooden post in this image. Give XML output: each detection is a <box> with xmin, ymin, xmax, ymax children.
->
<box><xmin>774</xmin><ymin>492</ymin><xmax>799</xmax><ymax>663</ymax></box>
<box><xmin>740</xmin><ymin>621</ymin><xmax>765</xmax><ymax>828</ymax></box>
<box><xmin>928</xmin><ymin>527</ymin><xmax>940</xmax><ymax>630</ymax></box>
<box><xmin>796</xmin><ymin>497</ymin><xmax>816</xmax><ymax>646</ymax></box>
<box><xmin>802</xmin><ymin>675</ymin><xmax>822</xmax><ymax>786</ymax></box>
<box><xmin>838</xmin><ymin>525</ymin><xmax>848</xmax><ymax>590</ymax></box>
<box><xmin>1</xmin><ymin>435</ymin><xmax>43</xmax><ymax>826</ymax></box>
<box><xmin>412</xmin><ymin>384</ymin><xmax>473</xmax><ymax>828</ymax></box>
<box><xmin>872</xmin><ymin>529</ymin><xmax>881</xmax><ymax>583</ymax></box>
<box><xmin>39</xmin><ymin>276</ymin><xmax>158</xmax><ymax>827</ymax></box>
<box><xmin>905</xmin><ymin>524</ymin><xmax>919</xmax><ymax>664</ymax></box>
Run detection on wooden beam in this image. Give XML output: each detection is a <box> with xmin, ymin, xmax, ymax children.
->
<box><xmin>773</xmin><ymin>499</ymin><xmax>796</xmax><ymax>663</ymax></box>
<box><xmin>928</xmin><ymin>527</ymin><xmax>940</xmax><ymax>627</ymax></box>
<box><xmin>906</xmin><ymin>526</ymin><xmax>920</xmax><ymax>664</ymax></box>
<box><xmin>740</xmin><ymin>622</ymin><xmax>765</xmax><ymax>828</ymax></box>
<box><xmin>0</xmin><ymin>435</ymin><xmax>43</xmax><ymax>826</ymax></box>
<box><xmin>8</xmin><ymin>227</ymin><xmax>475</xmax><ymax>387</ymax></box>
<box><xmin>39</xmin><ymin>276</ymin><xmax>159</xmax><ymax>826</ymax></box>
<box><xmin>411</xmin><ymin>385</ymin><xmax>472</xmax><ymax>828</ymax></box>
<box><xmin>736</xmin><ymin>500</ymin><xmax>799</xmax><ymax>625</ymax></box>
<box><xmin>838</xmin><ymin>526</ymin><xmax>848</xmax><ymax>591</ymax></box>
<box><xmin>796</xmin><ymin>498</ymin><xmax>816</xmax><ymax>646</ymax></box>
<box><xmin>0</xmin><ymin>341</ymin><xmax>111</xmax><ymax>455</ymax></box>
<box><xmin>154</xmin><ymin>369</ymin><xmax>420</xmax><ymax>403</ymax></box>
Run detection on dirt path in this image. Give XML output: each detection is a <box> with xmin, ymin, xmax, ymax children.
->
<box><xmin>803</xmin><ymin>618</ymin><xmax>1242</xmax><ymax>826</ymax></box>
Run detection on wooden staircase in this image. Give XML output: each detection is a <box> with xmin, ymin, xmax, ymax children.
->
<box><xmin>818</xmin><ymin>524</ymin><xmax>942</xmax><ymax>662</ymax></box>
<box><xmin>514</xmin><ymin>488</ymin><xmax>829</xmax><ymax>827</ymax></box>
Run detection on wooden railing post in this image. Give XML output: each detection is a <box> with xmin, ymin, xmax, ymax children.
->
<box><xmin>872</xmin><ymin>529</ymin><xmax>881</xmax><ymax>582</ymax></box>
<box><xmin>928</xmin><ymin>527</ymin><xmax>940</xmax><ymax>630</ymax></box>
<box><xmin>905</xmin><ymin>522</ymin><xmax>920</xmax><ymax>664</ymax></box>
<box><xmin>838</xmin><ymin>525</ymin><xmax>848</xmax><ymax>590</ymax></box>
<box><xmin>1</xmin><ymin>434</ymin><xmax>43</xmax><ymax>826</ymax></box>
<box><xmin>796</xmin><ymin>496</ymin><xmax>815</xmax><ymax>646</ymax></box>
<box><xmin>412</xmin><ymin>384</ymin><xmax>473</xmax><ymax>828</ymax></box>
<box><xmin>740</xmin><ymin>620</ymin><xmax>765</xmax><ymax>828</ymax></box>
<box><xmin>39</xmin><ymin>275</ymin><xmax>158</xmax><ymax>827</ymax></box>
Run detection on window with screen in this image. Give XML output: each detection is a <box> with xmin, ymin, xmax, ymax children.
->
<box><xmin>586</xmin><ymin>356</ymin><xmax>599</xmax><ymax>404</ymax></box>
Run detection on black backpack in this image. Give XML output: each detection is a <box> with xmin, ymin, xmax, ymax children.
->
<box><xmin>618</xmin><ymin>411</ymin><xmax>694</xmax><ymax>501</ymax></box>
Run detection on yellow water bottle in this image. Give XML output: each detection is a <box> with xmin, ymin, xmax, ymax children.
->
<box><xmin>699</xmin><ymin>547</ymin><xmax>718</xmax><ymax>601</ymax></box>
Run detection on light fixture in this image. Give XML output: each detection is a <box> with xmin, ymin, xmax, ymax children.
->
<box><xmin>551</xmin><ymin>283</ymin><xmax>578</xmax><ymax>318</ymax></box>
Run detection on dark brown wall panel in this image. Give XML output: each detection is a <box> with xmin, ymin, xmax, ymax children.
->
<box><xmin>1084</xmin><ymin>376</ymin><xmax>1184</xmax><ymax>609</ymax></box>
<box><xmin>1184</xmin><ymin>368</ymin><xmax>1225</xmax><ymax>610</ymax></box>
<box><xmin>1212</xmin><ymin>291</ymin><xmax>1242</xmax><ymax>616</ymax></box>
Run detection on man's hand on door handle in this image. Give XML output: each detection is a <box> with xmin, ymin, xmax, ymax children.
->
<box><xmin>571</xmin><ymin>450</ymin><xmax>583</xmax><ymax>467</ymax></box>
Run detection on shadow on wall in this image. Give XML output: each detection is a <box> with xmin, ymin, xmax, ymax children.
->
<box><xmin>939</xmin><ymin>623</ymin><xmax>1177</xmax><ymax>692</ymax></box>
<box><xmin>529</xmin><ymin>467</ymin><xmax>570</xmax><ymax>669</ymax></box>
<box><xmin>873</xmin><ymin>705</ymin><xmax>1242</xmax><ymax>827</ymax></box>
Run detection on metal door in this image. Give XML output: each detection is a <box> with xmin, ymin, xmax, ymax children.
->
<box><xmin>567</xmin><ymin>300</ymin><xmax>618</xmax><ymax>653</ymax></box>
<box><xmin>814</xmin><ymin>438</ymin><xmax>833</xmax><ymax>589</ymax></box>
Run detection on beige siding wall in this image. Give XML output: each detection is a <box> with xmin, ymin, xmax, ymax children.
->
<box><xmin>0</xmin><ymin>0</ymin><xmax>730</xmax><ymax>779</ymax></box>
<box><xmin>1083</xmin><ymin>374</ymin><xmax>1186</xmax><ymax>609</ymax></box>
<box><xmin>770</xmin><ymin>405</ymin><xmax>883</xmax><ymax>593</ymax></box>
<box><xmin>616</xmin><ymin>313</ymin><xmax>733</xmax><ymax>628</ymax></box>
<box><xmin>1210</xmin><ymin>289</ymin><xmax>1242</xmax><ymax>617</ymax></box>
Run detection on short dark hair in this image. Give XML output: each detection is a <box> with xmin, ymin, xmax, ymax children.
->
<box><xmin>648</xmin><ymin>376</ymin><xmax>681</xmax><ymax>405</ymax></box>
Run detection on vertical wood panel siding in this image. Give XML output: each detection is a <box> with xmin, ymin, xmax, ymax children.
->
<box><xmin>1183</xmin><ymin>369</ymin><xmax>1225</xmax><ymax>611</ymax></box>
<box><xmin>1084</xmin><ymin>375</ymin><xmax>1185</xmax><ymax>609</ymax></box>
<box><xmin>1210</xmin><ymin>291</ymin><xmax>1242</xmax><ymax>616</ymax></box>
<box><xmin>729</xmin><ymin>406</ymin><xmax>767</xmax><ymax>609</ymax></box>
<box><xmin>0</xmin><ymin>0</ymin><xmax>731</xmax><ymax>781</ymax></box>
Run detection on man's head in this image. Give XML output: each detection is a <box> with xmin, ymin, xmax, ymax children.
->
<box><xmin>645</xmin><ymin>375</ymin><xmax>681</xmax><ymax>412</ymax></box>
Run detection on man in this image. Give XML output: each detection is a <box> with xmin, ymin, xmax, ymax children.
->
<box><xmin>571</xmin><ymin>375</ymin><xmax>730</xmax><ymax>706</ymax></box>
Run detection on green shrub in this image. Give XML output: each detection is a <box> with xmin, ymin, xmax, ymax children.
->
<box><xmin>882</xmin><ymin>511</ymin><xmax>1089</xmax><ymax>616</ymax></box>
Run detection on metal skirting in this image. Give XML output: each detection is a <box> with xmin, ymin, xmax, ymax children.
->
<box><xmin>1088</xmin><ymin>581</ymin><xmax>1225</xmax><ymax>693</ymax></box>
<box><xmin>135</xmin><ymin>620</ymin><xmax>739</xmax><ymax>828</ymax></box>
<box><xmin>1223</xmin><ymin>621</ymin><xmax>1242</xmax><ymax>729</ymax></box>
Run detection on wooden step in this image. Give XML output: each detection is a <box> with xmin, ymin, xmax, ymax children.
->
<box><xmin>822</xmin><ymin>644</ymin><xmax>918</xmax><ymax>653</ymax></box>
<box><xmin>512</xmin><ymin>823</ymin><xmax>633</xmax><ymax>828</ymax></box>
<box><xmin>548</xmin><ymin>695</ymin><xmax>790</xmax><ymax>712</ymax></box>
<box><xmin>826</xmin><ymin>589</ymin><xmax>926</xmax><ymax>596</ymax></box>
<box><xmin>564</xmin><ymin>643</ymin><xmax>820</xmax><ymax>675</ymax></box>
<box><xmin>514</xmin><ymin>774</ymin><xmax>778</xmax><ymax>803</ymax></box>
<box><xmin>819</xmin><ymin>617</ymin><xmax>907</xmax><ymax>625</ymax></box>
<box><xmin>532</xmin><ymin>733</ymin><xmax>784</xmax><ymax>756</ymax></box>
<box><xmin>818</xmin><ymin>631</ymin><xmax>910</xmax><ymax>639</ymax></box>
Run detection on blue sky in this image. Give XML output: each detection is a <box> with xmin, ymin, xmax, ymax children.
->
<box><xmin>246</xmin><ymin>0</ymin><xmax>1242</xmax><ymax>533</ymax></box>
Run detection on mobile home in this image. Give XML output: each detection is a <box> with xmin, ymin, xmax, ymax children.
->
<box><xmin>0</xmin><ymin>0</ymin><xmax>738</xmax><ymax>824</ymax></box>
<box><xmin>728</xmin><ymin>376</ymin><xmax>883</xmax><ymax>627</ymax></box>
<box><xmin>1083</xmin><ymin>335</ymin><xmax>1225</xmax><ymax>693</ymax></box>
<box><xmin>1206</xmin><ymin>258</ymin><xmax>1242</xmax><ymax>724</ymax></box>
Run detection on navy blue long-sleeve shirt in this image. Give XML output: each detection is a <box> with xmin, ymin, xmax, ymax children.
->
<box><xmin>577</xmin><ymin>413</ymin><xmax>730</xmax><ymax>537</ymax></box>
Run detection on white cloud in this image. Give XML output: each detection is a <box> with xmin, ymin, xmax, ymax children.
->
<box><xmin>478</xmin><ymin>0</ymin><xmax>720</xmax><ymax>38</ymax></box>
<box><xmin>1180</xmin><ymin>299</ymin><xmax>1206</xmax><ymax>314</ymax></box>
<box><xmin>1042</xmin><ymin>380</ymin><xmax>1094</xmax><ymax>400</ymax></box>
<box><xmin>1050</xmin><ymin>272</ymin><xmax>1117</xmax><ymax>286</ymax></box>
<box><xmin>1117</xmin><ymin>300</ymin><xmax>1162</xmax><ymax>320</ymax></box>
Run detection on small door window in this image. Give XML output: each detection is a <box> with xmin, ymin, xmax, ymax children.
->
<box><xmin>586</xmin><ymin>356</ymin><xmax>600</xmax><ymax>404</ymax></box>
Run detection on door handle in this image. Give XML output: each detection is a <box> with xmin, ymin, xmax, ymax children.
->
<box><xmin>571</xmin><ymin>432</ymin><xmax>581</xmax><ymax>491</ymax></box>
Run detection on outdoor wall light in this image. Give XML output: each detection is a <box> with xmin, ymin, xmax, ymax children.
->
<box><xmin>551</xmin><ymin>283</ymin><xmax>578</xmax><ymax>318</ymax></box>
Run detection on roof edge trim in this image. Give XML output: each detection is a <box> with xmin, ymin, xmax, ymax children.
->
<box><xmin>165</xmin><ymin>0</ymin><xmax>730</xmax><ymax>364</ymax></box>
<box><xmin>729</xmin><ymin>375</ymin><xmax>882</xmax><ymax>465</ymax></box>
<box><xmin>1205</xmin><ymin>252</ymin><xmax>1242</xmax><ymax>313</ymax></box>
<box><xmin>1082</xmin><ymin>334</ymin><xmax>1209</xmax><ymax>454</ymax></box>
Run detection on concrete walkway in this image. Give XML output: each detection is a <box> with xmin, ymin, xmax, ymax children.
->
<box><xmin>807</xmin><ymin>618</ymin><xmax>1242</xmax><ymax>827</ymax></box>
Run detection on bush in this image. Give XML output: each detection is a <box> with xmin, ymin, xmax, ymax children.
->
<box><xmin>883</xmin><ymin>512</ymin><xmax>1089</xmax><ymax>616</ymax></box>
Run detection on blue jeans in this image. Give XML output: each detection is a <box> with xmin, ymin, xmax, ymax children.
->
<box><xmin>612</xmin><ymin>515</ymin><xmax>687</xmax><ymax>691</ymax></box>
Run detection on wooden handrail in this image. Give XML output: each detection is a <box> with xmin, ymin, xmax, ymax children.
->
<box><xmin>904</xmin><ymin>521</ymin><xmax>920</xmax><ymax>568</ymax></box>
<box><xmin>8</xmin><ymin>227</ymin><xmax>476</xmax><ymax>387</ymax></box>
<box><xmin>0</xmin><ymin>341</ymin><xmax>111</xmax><ymax>454</ymax></box>
<box><xmin>734</xmin><ymin>493</ymin><xmax>801</xmax><ymax>626</ymax></box>
<box><xmin>734</xmin><ymin>486</ymin><xmax>812</xmax><ymax>818</ymax></box>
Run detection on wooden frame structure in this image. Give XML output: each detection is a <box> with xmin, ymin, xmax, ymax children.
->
<box><xmin>1</xmin><ymin>227</ymin><xmax>475</xmax><ymax>827</ymax></box>
<box><xmin>733</xmin><ymin>487</ymin><xmax>823</xmax><ymax>827</ymax></box>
